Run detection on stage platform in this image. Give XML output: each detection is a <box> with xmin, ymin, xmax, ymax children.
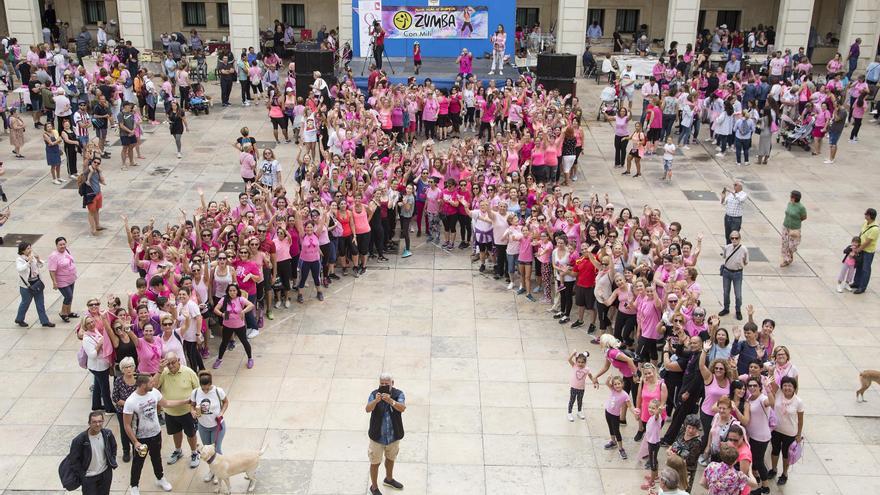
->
<box><xmin>349</xmin><ymin>56</ymin><xmax>530</xmax><ymax>90</ymax></box>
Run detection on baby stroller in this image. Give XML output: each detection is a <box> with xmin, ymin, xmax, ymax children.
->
<box><xmin>597</xmin><ymin>82</ymin><xmax>619</xmax><ymax>121</ymax></box>
<box><xmin>189</xmin><ymin>83</ymin><xmax>210</xmax><ymax>115</ymax></box>
<box><xmin>780</xmin><ymin>115</ymin><xmax>813</xmax><ymax>151</ymax></box>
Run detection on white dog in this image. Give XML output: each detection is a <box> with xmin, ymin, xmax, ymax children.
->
<box><xmin>198</xmin><ymin>444</ymin><xmax>265</xmax><ymax>494</ymax></box>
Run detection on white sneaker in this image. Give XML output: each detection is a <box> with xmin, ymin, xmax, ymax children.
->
<box><xmin>156</xmin><ymin>477</ymin><xmax>173</xmax><ymax>491</ymax></box>
<box><xmin>488</xmin><ymin>71</ymin><xmax>495</xmax><ymax>75</ymax></box>
<box><xmin>823</xmin><ymin>159</ymin><xmax>835</xmax><ymax>164</ymax></box>
<box><xmin>507</xmin><ymin>282</ymin><xmax>514</xmax><ymax>290</ymax></box>
<box><xmin>498</xmin><ymin>71</ymin><xmax>504</xmax><ymax>76</ymax></box>
<box><xmin>203</xmin><ymin>471</ymin><xmax>214</xmax><ymax>482</ymax></box>
<box><xmin>715</xmin><ymin>152</ymin><xmax>725</xmax><ymax>157</ymax></box>
<box><xmin>744</xmin><ymin>161</ymin><xmax>750</xmax><ymax>165</ymax></box>
<box><xmin>715</xmin><ymin>146</ymin><xmax>723</xmax><ymax>152</ymax></box>
<box><xmin>131</xmin><ymin>487</ymin><xmax>140</xmax><ymax>495</ymax></box>
<box><xmin>683</xmin><ymin>145</ymin><xmax>690</xmax><ymax>150</ymax></box>
<box><xmin>247</xmin><ymin>328</ymin><xmax>259</xmax><ymax>339</ymax></box>
<box><xmin>284</xmin><ymin>299</ymin><xmax>290</xmax><ymax>308</ymax></box>
<box><xmin>273</xmin><ymin>300</ymin><xmax>281</xmax><ymax>309</ymax></box>
<box><xmin>176</xmin><ymin>152</ymin><xmax>182</xmax><ymax>159</ymax></box>
<box><xmin>69</xmin><ymin>174</ymin><xmax>78</xmax><ymax>179</ymax></box>
<box><xmin>846</xmin><ymin>284</ymin><xmax>854</xmax><ymax>292</ymax></box>
<box><xmin>577</xmin><ymin>411</ymin><xmax>585</xmax><ymax>419</ymax></box>
<box><xmin>837</xmin><ymin>282</ymin><xmax>845</xmax><ymax>293</ymax></box>
<box><xmin>568</xmin><ymin>413</ymin><xmax>574</xmax><ymax>422</ymax></box>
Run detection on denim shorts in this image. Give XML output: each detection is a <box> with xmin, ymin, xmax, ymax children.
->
<box><xmin>828</xmin><ymin>130</ymin><xmax>842</xmax><ymax>146</ymax></box>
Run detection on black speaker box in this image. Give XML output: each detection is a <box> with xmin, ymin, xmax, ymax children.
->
<box><xmin>537</xmin><ymin>77</ymin><xmax>577</xmax><ymax>97</ymax></box>
<box><xmin>537</xmin><ymin>53</ymin><xmax>577</xmax><ymax>79</ymax></box>
<box><xmin>294</xmin><ymin>49</ymin><xmax>334</xmax><ymax>76</ymax></box>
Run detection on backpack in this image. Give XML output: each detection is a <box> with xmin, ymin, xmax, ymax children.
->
<box><xmin>58</xmin><ymin>451</ymin><xmax>82</xmax><ymax>490</ymax></box>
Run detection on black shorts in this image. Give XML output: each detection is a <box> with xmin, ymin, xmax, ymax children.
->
<box><xmin>271</xmin><ymin>116</ymin><xmax>288</xmax><ymax>129</ymax></box>
<box><xmin>120</xmin><ymin>135</ymin><xmax>136</xmax><ymax>145</ymax></box>
<box><xmin>339</xmin><ymin>235</ymin><xmax>354</xmax><ymax>258</ymax></box>
<box><xmin>165</xmin><ymin>412</ymin><xmax>196</xmax><ymax>437</ymax></box>
<box><xmin>355</xmin><ymin>232</ymin><xmax>370</xmax><ymax>256</ymax></box>
<box><xmin>438</xmin><ymin>114</ymin><xmax>450</xmax><ymax>127</ymax></box>
<box><xmin>441</xmin><ymin>214</ymin><xmax>457</xmax><ymax>232</ymax></box>
<box><xmin>575</xmin><ymin>285</ymin><xmax>596</xmax><ymax>308</ymax></box>
<box><xmin>637</xmin><ymin>336</ymin><xmax>659</xmax><ymax>362</ymax></box>
<box><xmin>647</xmin><ymin>128</ymin><xmax>661</xmax><ymax>142</ymax></box>
<box><xmin>477</xmin><ymin>242</ymin><xmax>492</xmax><ymax>252</ymax></box>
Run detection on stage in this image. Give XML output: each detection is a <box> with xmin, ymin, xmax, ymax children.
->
<box><xmin>349</xmin><ymin>56</ymin><xmax>532</xmax><ymax>90</ymax></box>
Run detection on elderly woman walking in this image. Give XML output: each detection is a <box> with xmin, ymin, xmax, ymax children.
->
<box><xmin>15</xmin><ymin>242</ymin><xmax>55</xmax><ymax>327</ymax></box>
<box><xmin>780</xmin><ymin>190</ymin><xmax>807</xmax><ymax>267</ymax></box>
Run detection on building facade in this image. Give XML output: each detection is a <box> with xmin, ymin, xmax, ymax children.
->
<box><xmin>2</xmin><ymin>0</ymin><xmax>879</xmax><ymax>69</ymax></box>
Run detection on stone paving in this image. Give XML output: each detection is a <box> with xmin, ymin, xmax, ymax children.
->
<box><xmin>0</xmin><ymin>74</ymin><xmax>878</xmax><ymax>495</ymax></box>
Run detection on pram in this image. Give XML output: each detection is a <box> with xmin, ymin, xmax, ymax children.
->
<box><xmin>189</xmin><ymin>83</ymin><xmax>210</xmax><ymax>115</ymax></box>
<box><xmin>597</xmin><ymin>83</ymin><xmax>619</xmax><ymax>121</ymax></box>
<box><xmin>779</xmin><ymin>115</ymin><xmax>813</xmax><ymax>151</ymax></box>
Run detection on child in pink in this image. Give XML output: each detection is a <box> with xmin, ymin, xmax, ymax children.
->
<box><xmin>604</xmin><ymin>376</ymin><xmax>633</xmax><ymax>459</ymax></box>
<box><xmin>640</xmin><ymin>399</ymin><xmax>664</xmax><ymax>490</ymax></box>
<box><xmin>566</xmin><ymin>350</ymin><xmax>597</xmax><ymax>421</ymax></box>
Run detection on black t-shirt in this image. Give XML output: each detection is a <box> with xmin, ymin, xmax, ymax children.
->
<box><xmin>217</xmin><ymin>61</ymin><xmax>235</xmax><ymax>81</ymax></box>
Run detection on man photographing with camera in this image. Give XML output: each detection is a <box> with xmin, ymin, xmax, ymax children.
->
<box><xmin>371</xmin><ymin>20</ymin><xmax>386</xmax><ymax>70</ymax></box>
<box><xmin>365</xmin><ymin>372</ymin><xmax>406</xmax><ymax>495</ymax></box>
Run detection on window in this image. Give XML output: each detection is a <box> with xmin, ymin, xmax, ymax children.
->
<box><xmin>81</xmin><ymin>0</ymin><xmax>107</xmax><ymax>25</ymax></box>
<box><xmin>217</xmin><ymin>3</ymin><xmax>229</xmax><ymax>28</ymax></box>
<box><xmin>516</xmin><ymin>8</ymin><xmax>539</xmax><ymax>29</ymax></box>
<box><xmin>698</xmin><ymin>10</ymin><xmax>707</xmax><ymax>32</ymax></box>
<box><xmin>182</xmin><ymin>2</ymin><xmax>207</xmax><ymax>27</ymax></box>
<box><xmin>587</xmin><ymin>9</ymin><xmax>605</xmax><ymax>31</ymax></box>
<box><xmin>716</xmin><ymin>10</ymin><xmax>741</xmax><ymax>31</ymax></box>
<box><xmin>282</xmin><ymin>4</ymin><xmax>306</xmax><ymax>28</ymax></box>
<box><xmin>615</xmin><ymin>9</ymin><xmax>640</xmax><ymax>33</ymax></box>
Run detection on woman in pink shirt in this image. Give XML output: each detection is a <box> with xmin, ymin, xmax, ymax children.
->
<box><xmin>212</xmin><ymin>284</ymin><xmax>255</xmax><ymax>369</ymax></box>
<box><xmin>47</xmin><ymin>236</ymin><xmax>79</xmax><ymax>322</ymax></box>
<box><xmin>634</xmin><ymin>281</ymin><xmax>663</xmax><ymax>364</ymax></box>
<box><xmin>239</xmin><ymin>142</ymin><xmax>256</xmax><ymax>183</ymax></box>
<box><xmin>294</xmin><ymin>207</ymin><xmax>326</xmax><ymax>302</ymax></box>
<box><xmin>422</xmin><ymin>92</ymin><xmax>439</xmax><ymax>140</ymax></box>
<box><xmin>272</xmin><ymin>226</ymin><xmax>295</xmax><ymax>307</ymax></box>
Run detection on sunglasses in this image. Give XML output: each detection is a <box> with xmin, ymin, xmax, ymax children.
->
<box><xmin>88</xmin><ymin>302</ymin><xmax>100</xmax><ymax>307</ymax></box>
<box><xmin>730</xmin><ymin>236</ymin><xmax>740</xmax><ymax>240</ymax></box>
<box><xmin>673</xmin><ymin>318</ymin><xmax>685</xmax><ymax>323</ymax></box>
<box><xmin>218</xmin><ymin>256</ymin><xmax>227</xmax><ymax>260</ymax></box>
<box><xmin>201</xmin><ymin>233</ymin><xmax>211</xmax><ymax>237</ymax></box>
<box><xmin>161</xmin><ymin>322</ymin><xmax>173</xmax><ymax>326</ymax></box>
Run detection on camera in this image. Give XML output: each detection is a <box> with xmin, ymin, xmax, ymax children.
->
<box><xmin>378</xmin><ymin>385</ymin><xmax>391</xmax><ymax>394</ymax></box>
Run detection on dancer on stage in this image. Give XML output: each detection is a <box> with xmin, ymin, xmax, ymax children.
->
<box><xmin>371</xmin><ymin>20</ymin><xmax>386</xmax><ymax>70</ymax></box>
<box><xmin>490</xmin><ymin>25</ymin><xmax>507</xmax><ymax>75</ymax></box>
<box><xmin>413</xmin><ymin>41</ymin><xmax>422</xmax><ymax>75</ymax></box>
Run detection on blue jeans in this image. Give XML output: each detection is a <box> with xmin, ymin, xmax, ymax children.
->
<box><xmin>197</xmin><ymin>422</ymin><xmax>226</xmax><ymax>453</ymax></box>
<box><xmin>847</xmin><ymin>57</ymin><xmax>858</xmax><ymax>79</ymax></box>
<box><xmin>17</xmin><ymin>286</ymin><xmax>50</xmax><ymax>324</ymax></box>
<box><xmin>735</xmin><ymin>137</ymin><xmax>752</xmax><ymax>163</ymax></box>
<box><xmin>722</xmin><ymin>268</ymin><xmax>743</xmax><ymax>312</ymax></box>
<box><xmin>244</xmin><ymin>293</ymin><xmax>258</xmax><ymax>330</ymax></box>
<box><xmin>58</xmin><ymin>283</ymin><xmax>75</xmax><ymax>305</ymax></box>
<box><xmin>678</xmin><ymin>125</ymin><xmax>692</xmax><ymax>146</ymax></box>
<box><xmin>854</xmin><ymin>251</ymin><xmax>875</xmax><ymax>291</ymax></box>
<box><xmin>692</xmin><ymin>119</ymin><xmax>701</xmax><ymax>142</ymax></box>
<box><xmin>90</xmin><ymin>368</ymin><xmax>114</xmax><ymax>412</ymax></box>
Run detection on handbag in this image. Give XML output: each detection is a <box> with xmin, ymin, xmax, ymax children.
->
<box><xmin>787</xmin><ymin>437</ymin><xmax>803</xmax><ymax>465</ymax></box>
<box><xmin>20</xmin><ymin>274</ymin><xmax>45</xmax><ymax>295</ymax></box>
<box><xmin>763</xmin><ymin>402</ymin><xmax>778</xmax><ymax>429</ymax></box>
<box><xmin>719</xmin><ymin>244</ymin><xmax>742</xmax><ymax>276</ymax></box>
<box><xmin>76</xmin><ymin>346</ymin><xmax>89</xmax><ymax>369</ymax></box>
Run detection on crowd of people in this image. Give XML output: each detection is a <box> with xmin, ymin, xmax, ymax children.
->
<box><xmin>5</xmin><ymin>12</ymin><xmax>880</xmax><ymax>495</ymax></box>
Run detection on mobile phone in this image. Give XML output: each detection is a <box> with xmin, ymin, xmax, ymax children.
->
<box><xmin>378</xmin><ymin>385</ymin><xmax>391</xmax><ymax>394</ymax></box>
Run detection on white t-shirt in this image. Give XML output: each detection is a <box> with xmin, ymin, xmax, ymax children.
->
<box><xmin>258</xmin><ymin>160</ymin><xmax>282</xmax><ymax>187</ymax></box>
<box><xmin>85</xmin><ymin>432</ymin><xmax>108</xmax><ymax>476</ymax></box>
<box><xmin>773</xmin><ymin>393</ymin><xmax>804</xmax><ymax>437</ymax></box>
<box><xmin>663</xmin><ymin>143</ymin><xmax>676</xmax><ymax>160</ymax></box>
<box><xmin>177</xmin><ymin>299</ymin><xmax>201</xmax><ymax>342</ymax></box>
<box><xmin>123</xmin><ymin>389</ymin><xmax>163</xmax><ymax>439</ymax></box>
<box><xmin>191</xmin><ymin>386</ymin><xmax>227</xmax><ymax>429</ymax></box>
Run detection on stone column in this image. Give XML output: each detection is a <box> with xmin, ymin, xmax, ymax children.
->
<box><xmin>775</xmin><ymin>0</ymin><xmax>815</xmax><ymax>51</ymax></box>
<box><xmin>838</xmin><ymin>0</ymin><xmax>880</xmax><ymax>72</ymax></box>
<box><xmin>555</xmin><ymin>0</ymin><xmax>588</xmax><ymax>60</ymax></box>
<box><xmin>3</xmin><ymin>0</ymin><xmax>42</xmax><ymax>46</ymax></box>
<box><xmin>339</xmin><ymin>0</ymin><xmax>353</xmax><ymax>48</ymax></box>
<box><xmin>665</xmin><ymin>0</ymin><xmax>700</xmax><ymax>51</ymax></box>
<box><xmin>117</xmin><ymin>0</ymin><xmax>153</xmax><ymax>50</ymax></box>
<box><xmin>229</xmin><ymin>0</ymin><xmax>260</xmax><ymax>54</ymax></box>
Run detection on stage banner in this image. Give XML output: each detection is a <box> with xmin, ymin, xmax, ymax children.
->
<box><xmin>358</xmin><ymin>0</ymin><xmax>383</xmax><ymax>56</ymax></box>
<box><xmin>383</xmin><ymin>6</ymin><xmax>489</xmax><ymax>39</ymax></box>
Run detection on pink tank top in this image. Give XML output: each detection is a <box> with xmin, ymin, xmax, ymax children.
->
<box><xmin>639</xmin><ymin>380</ymin><xmax>668</xmax><ymax>422</ymax></box>
<box><xmin>701</xmin><ymin>375</ymin><xmax>730</xmax><ymax>415</ymax></box>
<box><xmin>353</xmin><ymin>207</ymin><xmax>371</xmax><ymax>234</ymax></box>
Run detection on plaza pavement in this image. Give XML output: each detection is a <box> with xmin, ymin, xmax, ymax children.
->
<box><xmin>0</xmin><ymin>73</ymin><xmax>878</xmax><ymax>495</ymax></box>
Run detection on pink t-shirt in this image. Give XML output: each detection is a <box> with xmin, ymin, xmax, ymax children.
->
<box><xmin>517</xmin><ymin>235</ymin><xmax>534</xmax><ymax>263</ymax></box>
<box><xmin>240</xmin><ymin>152</ymin><xmax>256</xmax><ymax>179</ymax></box>
<box><xmin>605</xmin><ymin>389</ymin><xmax>631</xmax><ymax>415</ymax></box>
<box><xmin>300</xmin><ymin>233</ymin><xmax>321</xmax><ymax>262</ymax></box>
<box><xmin>221</xmin><ymin>296</ymin><xmax>249</xmax><ymax>328</ymax></box>
<box><xmin>426</xmin><ymin>187</ymin><xmax>441</xmax><ymax>214</ymax></box>
<box><xmin>273</xmin><ymin>237</ymin><xmax>292</xmax><ymax>262</ymax></box>
<box><xmin>645</xmin><ymin>414</ymin><xmax>663</xmax><ymax>443</ymax></box>
<box><xmin>570</xmin><ymin>364</ymin><xmax>592</xmax><ymax>390</ymax></box>
<box><xmin>47</xmin><ymin>250</ymin><xmax>77</xmax><ymax>288</ymax></box>
<box><xmin>234</xmin><ymin>260</ymin><xmax>261</xmax><ymax>295</ymax></box>
<box><xmin>135</xmin><ymin>337</ymin><xmax>164</xmax><ymax>374</ymax></box>
<box><xmin>606</xmin><ymin>348</ymin><xmax>634</xmax><ymax>377</ymax></box>
<box><xmin>636</xmin><ymin>295</ymin><xmax>662</xmax><ymax>339</ymax></box>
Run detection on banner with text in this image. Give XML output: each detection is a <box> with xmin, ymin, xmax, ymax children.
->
<box><xmin>358</xmin><ymin>0</ymin><xmax>384</xmax><ymax>56</ymax></box>
<box><xmin>383</xmin><ymin>6</ymin><xmax>489</xmax><ymax>39</ymax></box>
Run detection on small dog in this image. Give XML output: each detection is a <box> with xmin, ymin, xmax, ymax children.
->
<box><xmin>199</xmin><ymin>444</ymin><xmax>265</xmax><ymax>494</ymax></box>
<box><xmin>856</xmin><ymin>370</ymin><xmax>880</xmax><ymax>402</ymax></box>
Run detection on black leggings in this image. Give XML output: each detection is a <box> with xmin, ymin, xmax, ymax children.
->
<box><xmin>605</xmin><ymin>410</ymin><xmax>623</xmax><ymax>442</ymax></box>
<box><xmin>183</xmin><ymin>340</ymin><xmax>205</xmax><ymax>371</ymax></box>
<box><xmin>647</xmin><ymin>441</ymin><xmax>660</xmax><ymax>471</ymax></box>
<box><xmin>614</xmin><ymin>312</ymin><xmax>637</xmax><ymax>346</ymax></box>
<box><xmin>423</xmin><ymin>120</ymin><xmax>436</xmax><ymax>139</ymax></box>
<box><xmin>750</xmin><ymin>438</ymin><xmax>770</xmax><ymax>481</ymax></box>
<box><xmin>399</xmin><ymin>216</ymin><xmax>412</xmax><ymax>251</ymax></box>
<box><xmin>850</xmin><ymin>117</ymin><xmax>862</xmax><ymax>140</ymax></box>
<box><xmin>369</xmin><ymin>217</ymin><xmax>385</xmax><ymax>255</ymax></box>
<box><xmin>465</xmin><ymin>107</ymin><xmax>476</xmax><ymax>125</ymax></box>
<box><xmin>239</xmin><ymin>80</ymin><xmax>251</xmax><ymax>102</ymax></box>
<box><xmin>771</xmin><ymin>430</ymin><xmax>796</xmax><ymax>458</ymax></box>
<box><xmin>614</xmin><ymin>135</ymin><xmax>628</xmax><ymax>165</ymax></box>
<box><xmin>130</xmin><ymin>433</ymin><xmax>163</xmax><ymax>487</ymax></box>
<box><xmin>478</xmin><ymin>121</ymin><xmax>491</xmax><ymax>139</ymax></box>
<box><xmin>457</xmin><ymin>213</ymin><xmax>472</xmax><ymax>242</ymax></box>
<box><xmin>218</xmin><ymin>326</ymin><xmax>252</xmax><ymax>359</ymax></box>
<box><xmin>560</xmin><ymin>280</ymin><xmax>575</xmax><ymax>316</ymax></box>
<box><xmin>65</xmin><ymin>144</ymin><xmax>78</xmax><ymax>175</ymax></box>
<box><xmin>568</xmin><ymin>387</ymin><xmax>584</xmax><ymax>413</ymax></box>
<box><xmin>298</xmin><ymin>260</ymin><xmax>321</xmax><ymax>289</ymax></box>
<box><xmin>276</xmin><ymin>258</ymin><xmax>294</xmax><ymax>294</ymax></box>
<box><xmin>596</xmin><ymin>302</ymin><xmax>612</xmax><ymax>330</ymax></box>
